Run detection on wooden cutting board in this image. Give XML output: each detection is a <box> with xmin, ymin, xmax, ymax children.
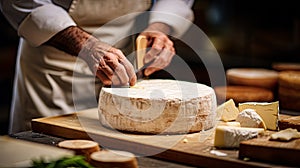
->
<box><xmin>239</xmin><ymin>114</ymin><xmax>300</xmax><ymax>166</ymax></box>
<box><xmin>31</xmin><ymin>108</ymin><xmax>289</xmax><ymax>168</ymax></box>
<box><xmin>239</xmin><ymin>135</ymin><xmax>300</xmax><ymax>166</ymax></box>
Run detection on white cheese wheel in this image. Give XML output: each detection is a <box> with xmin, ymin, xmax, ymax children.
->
<box><xmin>98</xmin><ymin>79</ymin><xmax>217</xmax><ymax>134</ymax></box>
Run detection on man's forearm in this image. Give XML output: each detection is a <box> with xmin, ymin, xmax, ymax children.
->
<box><xmin>45</xmin><ymin>26</ymin><xmax>93</xmax><ymax>56</ymax></box>
<box><xmin>144</xmin><ymin>22</ymin><xmax>172</xmax><ymax>35</ymax></box>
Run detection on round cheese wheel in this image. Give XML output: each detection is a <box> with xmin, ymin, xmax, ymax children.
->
<box><xmin>226</xmin><ymin>68</ymin><xmax>278</xmax><ymax>89</ymax></box>
<box><xmin>278</xmin><ymin>71</ymin><xmax>300</xmax><ymax>111</ymax></box>
<box><xmin>90</xmin><ymin>150</ymin><xmax>138</xmax><ymax>168</ymax></box>
<box><xmin>272</xmin><ymin>63</ymin><xmax>300</xmax><ymax>71</ymax></box>
<box><xmin>214</xmin><ymin>86</ymin><xmax>274</xmax><ymax>104</ymax></box>
<box><xmin>57</xmin><ymin>140</ymin><xmax>100</xmax><ymax>161</ymax></box>
<box><xmin>98</xmin><ymin>79</ymin><xmax>217</xmax><ymax>134</ymax></box>
<box><xmin>278</xmin><ymin>71</ymin><xmax>300</xmax><ymax>89</ymax></box>
<box><xmin>278</xmin><ymin>93</ymin><xmax>300</xmax><ymax>111</ymax></box>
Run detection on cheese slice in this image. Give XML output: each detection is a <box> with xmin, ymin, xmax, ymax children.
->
<box><xmin>216</xmin><ymin>99</ymin><xmax>239</xmax><ymax>121</ymax></box>
<box><xmin>270</xmin><ymin>128</ymin><xmax>300</xmax><ymax>141</ymax></box>
<box><xmin>99</xmin><ymin>79</ymin><xmax>217</xmax><ymax>134</ymax></box>
<box><xmin>236</xmin><ymin>109</ymin><xmax>267</xmax><ymax>129</ymax></box>
<box><xmin>238</xmin><ymin>101</ymin><xmax>279</xmax><ymax>130</ymax></box>
<box><xmin>214</xmin><ymin>126</ymin><xmax>265</xmax><ymax>148</ymax></box>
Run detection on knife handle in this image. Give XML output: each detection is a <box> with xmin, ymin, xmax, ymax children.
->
<box><xmin>136</xmin><ymin>35</ymin><xmax>148</xmax><ymax>70</ymax></box>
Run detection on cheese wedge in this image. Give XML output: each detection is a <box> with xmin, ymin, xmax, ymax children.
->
<box><xmin>236</xmin><ymin>109</ymin><xmax>267</xmax><ymax>129</ymax></box>
<box><xmin>238</xmin><ymin>101</ymin><xmax>279</xmax><ymax>130</ymax></box>
<box><xmin>216</xmin><ymin>99</ymin><xmax>239</xmax><ymax>121</ymax></box>
<box><xmin>214</xmin><ymin>126</ymin><xmax>264</xmax><ymax>148</ymax></box>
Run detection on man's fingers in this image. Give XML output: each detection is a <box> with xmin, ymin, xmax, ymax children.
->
<box><xmin>119</xmin><ymin>58</ymin><xmax>137</xmax><ymax>86</ymax></box>
<box><xmin>145</xmin><ymin>38</ymin><xmax>164</xmax><ymax>63</ymax></box>
<box><xmin>111</xmin><ymin>49</ymin><xmax>137</xmax><ymax>86</ymax></box>
<box><xmin>96</xmin><ymin>70</ymin><xmax>112</xmax><ymax>86</ymax></box>
<box><xmin>144</xmin><ymin>47</ymin><xmax>175</xmax><ymax>76</ymax></box>
<box><xmin>112</xmin><ymin>65</ymin><xmax>129</xmax><ymax>86</ymax></box>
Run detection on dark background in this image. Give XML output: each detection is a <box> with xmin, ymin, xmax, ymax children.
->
<box><xmin>0</xmin><ymin>0</ymin><xmax>299</xmax><ymax>135</ymax></box>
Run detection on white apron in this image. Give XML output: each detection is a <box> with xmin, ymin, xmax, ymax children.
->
<box><xmin>9</xmin><ymin>0</ymin><xmax>151</xmax><ymax>133</ymax></box>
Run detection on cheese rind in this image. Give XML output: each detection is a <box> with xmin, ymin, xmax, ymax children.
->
<box><xmin>238</xmin><ymin>102</ymin><xmax>279</xmax><ymax>130</ymax></box>
<box><xmin>214</xmin><ymin>126</ymin><xmax>264</xmax><ymax>148</ymax></box>
<box><xmin>98</xmin><ymin>79</ymin><xmax>217</xmax><ymax>134</ymax></box>
<box><xmin>236</xmin><ymin>109</ymin><xmax>267</xmax><ymax>129</ymax></box>
<box><xmin>216</xmin><ymin>99</ymin><xmax>239</xmax><ymax>121</ymax></box>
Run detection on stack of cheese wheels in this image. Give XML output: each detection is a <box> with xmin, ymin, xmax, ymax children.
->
<box><xmin>214</xmin><ymin>86</ymin><xmax>274</xmax><ymax>104</ymax></box>
<box><xmin>90</xmin><ymin>150</ymin><xmax>138</xmax><ymax>168</ymax></box>
<box><xmin>214</xmin><ymin>68</ymin><xmax>278</xmax><ymax>104</ymax></box>
<box><xmin>278</xmin><ymin>71</ymin><xmax>300</xmax><ymax>111</ymax></box>
<box><xmin>226</xmin><ymin>68</ymin><xmax>278</xmax><ymax>90</ymax></box>
<box><xmin>272</xmin><ymin>62</ymin><xmax>300</xmax><ymax>71</ymax></box>
<box><xmin>98</xmin><ymin>79</ymin><xmax>217</xmax><ymax>134</ymax></box>
<box><xmin>58</xmin><ymin>140</ymin><xmax>100</xmax><ymax>161</ymax></box>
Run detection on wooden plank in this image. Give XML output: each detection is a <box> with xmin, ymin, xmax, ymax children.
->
<box><xmin>31</xmin><ymin>108</ymin><xmax>288</xmax><ymax>168</ymax></box>
<box><xmin>0</xmin><ymin>136</ymin><xmax>73</xmax><ymax>167</ymax></box>
<box><xmin>279</xmin><ymin>115</ymin><xmax>300</xmax><ymax>131</ymax></box>
<box><xmin>239</xmin><ymin>136</ymin><xmax>300</xmax><ymax>166</ymax></box>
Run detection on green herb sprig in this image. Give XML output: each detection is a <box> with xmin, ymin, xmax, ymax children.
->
<box><xmin>31</xmin><ymin>155</ymin><xmax>94</xmax><ymax>168</ymax></box>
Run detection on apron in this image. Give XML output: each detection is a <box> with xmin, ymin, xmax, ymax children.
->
<box><xmin>9</xmin><ymin>0</ymin><xmax>151</xmax><ymax>133</ymax></box>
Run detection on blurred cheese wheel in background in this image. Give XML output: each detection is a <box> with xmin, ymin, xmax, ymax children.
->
<box><xmin>278</xmin><ymin>71</ymin><xmax>300</xmax><ymax>89</ymax></box>
<box><xmin>226</xmin><ymin>68</ymin><xmax>278</xmax><ymax>90</ymax></box>
<box><xmin>90</xmin><ymin>150</ymin><xmax>138</xmax><ymax>168</ymax></box>
<box><xmin>278</xmin><ymin>71</ymin><xmax>300</xmax><ymax>111</ymax></box>
<box><xmin>214</xmin><ymin>86</ymin><xmax>274</xmax><ymax>104</ymax></box>
<box><xmin>58</xmin><ymin>140</ymin><xmax>100</xmax><ymax>161</ymax></box>
<box><xmin>273</xmin><ymin>62</ymin><xmax>300</xmax><ymax>71</ymax></box>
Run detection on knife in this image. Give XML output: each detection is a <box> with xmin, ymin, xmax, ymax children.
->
<box><xmin>107</xmin><ymin>36</ymin><xmax>148</xmax><ymax>88</ymax></box>
<box><xmin>135</xmin><ymin>35</ymin><xmax>148</xmax><ymax>80</ymax></box>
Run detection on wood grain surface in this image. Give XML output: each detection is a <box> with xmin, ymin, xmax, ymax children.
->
<box><xmin>31</xmin><ymin>108</ymin><xmax>290</xmax><ymax>168</ymax></box>
<box><xmin>279</xmin><ymin>115</ymin><xmax>300</xmax><ymax>131</ymax></box>
<box><xmin>0</xmin><ymin>136</ymin><xmax>74</xmax><ymax>167</ymax></box>
<box><xmin>239</xmin><ymin>135</ymin><xmax>300</xmax><ymax>166</ymax></box>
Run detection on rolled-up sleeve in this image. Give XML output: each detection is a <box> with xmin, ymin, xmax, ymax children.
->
<box><xmin>0</xmin><ymin>1</ymin><xmax>76</xmax><ymax>47</ymax></box>
<box><xmin>149</xmin><ymin>0</ymin><xmax>194</xmax><ymax>38</ymax></box>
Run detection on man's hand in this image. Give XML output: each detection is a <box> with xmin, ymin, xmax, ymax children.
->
<box><xmin>139</xmin><ymin>22</ymin><xmax>175</xmax><ymax>76</ymax></box>
<box><xmin>46</xmin><ymin>26</ymin><xmax>136</xmax><ymax>87</ymax></box>
<box><xmin>80</xmin><ymin>38</ymin><xmax>136</xmax><ymax>86</ymax></box>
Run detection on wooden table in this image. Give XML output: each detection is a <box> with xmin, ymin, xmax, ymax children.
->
<box><xmin>30</xmin><ymin>108</ymin><xmax>293</xmax><ymax>168</ymax></box>
<box><xmin>10</xmin><ymin>131</ymin><xmax>194</xmax><ymax>168</ymax></box>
